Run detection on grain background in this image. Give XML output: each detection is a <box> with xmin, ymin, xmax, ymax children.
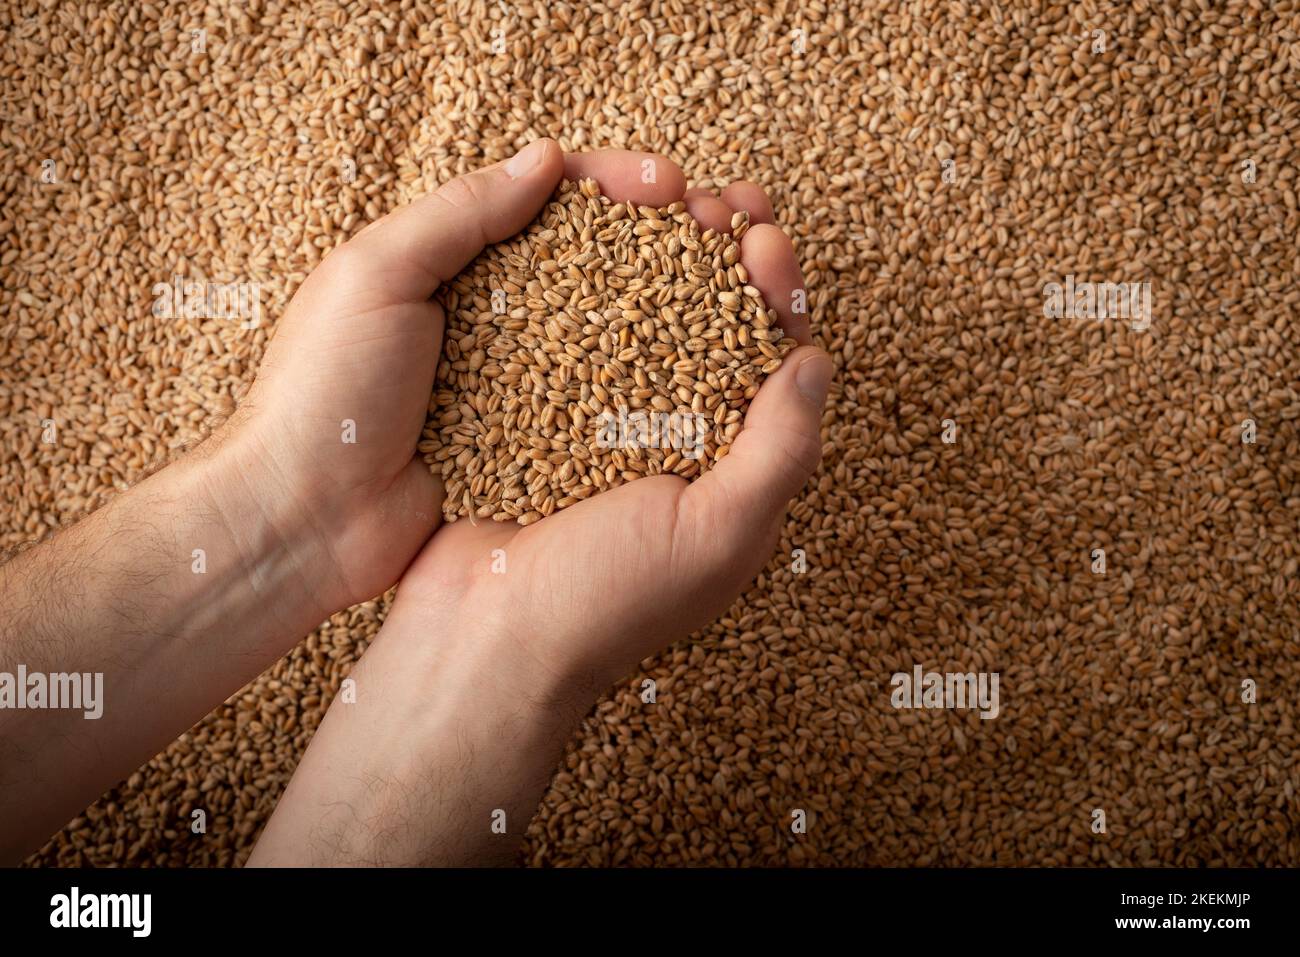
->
<box><xmin>3</xmin><ymin>0</ymin><xmax>1299</xmax><ymax>866</ymax></box>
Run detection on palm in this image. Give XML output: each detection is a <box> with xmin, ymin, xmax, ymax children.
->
<box><xmin>387</xmin><ymin>154</ymin><xmax>825</xmax><ymax>690</ymax></box>
<box><xmin>411</xmin><ymin>475</ymin><xmax>719</xmax><ymax>688</ymax></box>
<box><xmin>234</xmin><ymin>142</ymin><xmax>825</xmax><ymax>635</ymax></box>
<box><xmin>404</xmin><ymin>346</ymin><xmax>822</xmax><ymax>690</ymax></box>
<box><xmin>249</xmin><ymin>270</ymin><xmax>443</xmax><ymax>496</ymax></box>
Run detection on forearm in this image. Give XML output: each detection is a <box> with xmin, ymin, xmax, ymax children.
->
<box><xmin>0</xmin><ymin>428</ymin><xmax>343</xmax><ymax>863</ymax></box>
<box><xmin>249</xmin><ymin>596</ymin><xmax>587</xmax><ymax>867</ymax></box>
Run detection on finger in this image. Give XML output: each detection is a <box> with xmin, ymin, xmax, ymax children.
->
<box><xmin>680</xmin><ymin>345</ymin><xmax>831</xmax><ymax>562</ymax></box>
<box><xmin>683</xmin><ymin>187</ymin><xmax>735</xmax><ymax>234</ymax></box>
<box><xmin>564</xmin><ymin>151</ymin><xmax>686</xmax><ymax>206</ymax></box>
<box><xmin>720</xmin><ymin>181</ymin><xmax>776</xmax><ymax>225</ymax></box>
<box><xmin>740</xmin><ymin>223</ymin><xmax>810</xmax><ymax>345</ymax></box>
<box><xmin>332</xmin><ymin>138</ymin><xmax>566</xmax><ymax>304</ymax></box>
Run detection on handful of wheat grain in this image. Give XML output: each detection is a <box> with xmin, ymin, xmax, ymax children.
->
<box><xmin>421</xmin><ymin>178</ymin><xmax>796</xmax><ymax>525</ymax></box>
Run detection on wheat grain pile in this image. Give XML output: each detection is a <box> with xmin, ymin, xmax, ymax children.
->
<box><xmin>4</xmin><ymin>0</ymin><xmax>1299</xmax><ymax>866</ymax></box>
<box><xmin>424</xmin><ymin>178</ymin><xmax>793</xmax><ymax>524</ymax></box>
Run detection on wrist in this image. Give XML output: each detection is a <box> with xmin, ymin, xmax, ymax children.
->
<box><xmin>252</xmin><ymin>597</ymin><xmax>585</xmax><ymax>866</ymax></box>
<box><xmin>393</xmin><ymin>590</ymin><xmax>595</xmax><ymax>733</ymax></box>
<box><xmin>209</xmin><ymin>401</ymin><xmax>442</xmax><ymax>613</ymax></box>
<box><xmin>193</xmin><ymin>422</ymin><xmax>351</xmax><ymax>624</ymax></box>
<box><xmin>403</xmin><ymin>577</ymin><xmax>618</xmax><ymax>730</ymax></box>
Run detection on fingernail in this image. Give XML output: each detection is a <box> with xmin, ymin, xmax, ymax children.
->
<box><xmin>795</xmin><ymin>353</ymin><xmax>832</xmax><ymax>405</ymax></box>
<box><xmin>505</xmin><ymin>140</ymin><xmax>547</xmax><ymax>179</ymax></box>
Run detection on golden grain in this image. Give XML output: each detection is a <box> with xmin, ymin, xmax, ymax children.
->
<box><xmin>422</xmin><ymin>179</ymin><xmax>793</xmax><ymax>523</ymax></box>
<box><xmin>5</xmin><ymin>0</ymin><xmax>1299</xmax><ymax>869</ymax></box>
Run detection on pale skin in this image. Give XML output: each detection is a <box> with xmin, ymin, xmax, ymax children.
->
<box><xmin>0</xmin><ymin>139</ymin><xmax>831</xmax><ymax>866</ymax></box>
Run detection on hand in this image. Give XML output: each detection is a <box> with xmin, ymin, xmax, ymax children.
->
<box><xmin>222</xmin><ymin>138</ymin><xmax>572</xmax><ymax>609</ymax></box>
<box><xmin>249</xmin><ymin>152</ymin><xmax>831</xmax><ymax>866</ymax></box>
<box><xmin>403</xmin><ymin>169</ymin><xmax>830</xmax><ymax>705</ymax></box>
<box><xmin>0</xmin><ymin>146</ymin><xmax>577</xmax><ymax>860</ymax></box>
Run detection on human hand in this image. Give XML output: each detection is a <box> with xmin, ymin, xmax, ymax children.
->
<box><xmin>396</xmin><ymin>159</ymin><xmax>830</xmax><ymax>705</ymax></box>
<box><xmin>219</xmin><ymin>138</ymin><xmax>571</xmax><ymax>611</ymax></box>
<box><xmin>249</xmin><ymin>152</ymin><xmax>830</xmax><ymax>866</ymax></box>
<box><xmin>0</xmin><ymin>140</ymin><xmax>582</xmax><ymax>859</ymax></box>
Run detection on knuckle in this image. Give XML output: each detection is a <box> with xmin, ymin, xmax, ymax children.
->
<box><xmin>784</xmin><ymin>429</ymin><xmax>824</xmax><ymax>481</ymax></box>
<box><xmin>434</xmin><ymin>172</ymin><xmax>491</xmax><ymax>213</ymax></box>
<box><xmin>315</xmin><ymin>239</ymin><xmax>369</xmax><ymax>290</ymax></box>
<box><xmin>323</xmin><ymin>238</ymin><xmax>365</xmax><ymax>275</ymax></box>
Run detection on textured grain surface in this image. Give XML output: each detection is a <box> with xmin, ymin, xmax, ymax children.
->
<box><xmin>4</xmin><ymin>0</ymin><xmax>1300</xmax><ymax>866</ymax></box>
<box><xmin>424</xmin><ymin>178</ymin><xmax>793</xmax><ymax>525</ymax></box>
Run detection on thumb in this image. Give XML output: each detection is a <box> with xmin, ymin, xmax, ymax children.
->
<box><xmin>328</xmin><ymin>138</ymin><xmax>565</xmax><ymax>305</ymax></box>
<box><xmin>680</xmin><ymin>345</ymin><xmax>831</xmax><ymax>559</ymax></box>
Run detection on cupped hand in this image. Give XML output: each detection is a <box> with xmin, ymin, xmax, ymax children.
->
<box><xmin>224</xmin><ymin>139</ymin><xmax>568</xmax><ymax>608</ymax></box>
<box><xmin>387</xmin><ymin>152</ymin><xmax>832</xmax><ymax>705</ymax></box>
<box><xmin>248</xmin><ymin>147</ymin><xmax>831</xmax><ymax>866</ymax></box>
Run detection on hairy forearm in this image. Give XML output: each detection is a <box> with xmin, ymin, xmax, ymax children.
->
<box><xmin>0</xmin><ymin>428</ymin><xmax>344</xmax><ymax>863</ymax></box>
<box><xmin>249</xmin><ymin>596</ymin><xmax>587</xmax><ymax>867</ymax></box>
